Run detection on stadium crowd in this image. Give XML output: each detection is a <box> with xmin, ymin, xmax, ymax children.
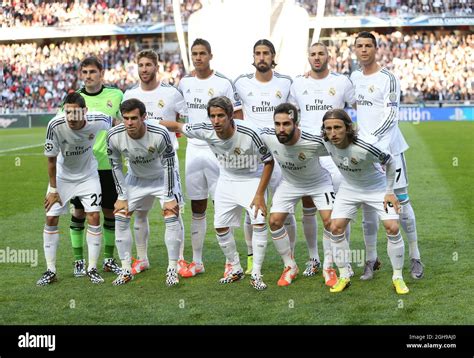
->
<box><xmin>1</xmin><ymin>0</ymin><xmax>471</xmax><ymax>28</ymax></box>
<box><xmin>0</xmin><ymin>38</ymin><xmax>185</xmax><ymax>112</ymax></box>
<box><xmin>298</xmin><ymin>0</ymin><xmax>473</xmax><ymax>17</ymax></box>
<box><xmin>0</xmin><ymin>30</ymin><xmax>471</xmax><ymax>111</ymax></box>
<box><xmin>0</xmin><ymin>0</ymin><xmax>203</xmax><ymax>27</ymax></box>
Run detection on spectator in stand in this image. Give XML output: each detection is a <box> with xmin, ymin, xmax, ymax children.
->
<box><xmin>0</xmin><ymin>0</ymin><xmax>203</xmax><ymax>28</ymax></box>
<box><xmin>0</xmin><ymin>30</ymin><xmax>471</xmax><ymax>111</ymax></box>
<box><xmin>296</xmin><ymin>0</ymin><xmax>472</xmax><ymax>17</ymax></box>
<box><xmin>0</xmin><ymin>38</ymin><xmax>185</xmax><ymax>112</ymax></box>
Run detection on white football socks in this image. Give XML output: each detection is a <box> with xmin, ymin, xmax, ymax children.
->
<box><xmin>362</xmin><ymin>206</ymin><xmax>379</xmax><ymax>262</ymax></box>
<box><xmin>133</xmin><ymin>210</ymin><xmax>149</xmax><ymax>261</ymax></box>
<box><xmin>387</xmin><ymin>231</ymin><xmax>405</xmax><ymax>280</ymax></box>
<box><xmin>164</xmin><ymin>216</ymin><xmax>181</xmax><ymax>270</ymax></box>
<box><xmin>330</xmin><ymin>231</ymin><xmax>350</xmax><ymax>279</ymax></box>
<box><xmin>115</xmin><ymin>214</ymin><xmax>133</xmax><ymax>270</ymax></box>
<box><xmin>244</xmin><ymin>211</ymin><xmax>254</xmax><ymax>256</ymax></box>
<box><xmin>251</xmin><ymin>225</ymin><xmax>268</xmax><ymax>275</ymax></box>
<box><xmin>191</xmin><ymin>212</ymin><xmax>206</xmax><ymax>264</ymax></box>
<box><xmin>284</xmin><ymin>214</ymin><xmax>297</xmax><ymax>255</ymax></box>
<box><xmin>86</xmin><ymin>224</ymin><xmax>102</xmax><ymax>271</ymax></box>
<box><xmin>270</xmin><ymin>226</ymin><xmax>295</xmax><ymax>268</ymax></box>
<box><xmin>302</xmin><ymin>207</ymin><xmax>319</xmax><ymax>261</ymax></box>
<box><xmin>399</xmin><ymin>201</ymin><xmax>420</xmax><ymax>260</ymax></box>
<box><xmin>43</xmin><ymin>224</ymin><xmax>59</xmax><ymax>272</ymax></box>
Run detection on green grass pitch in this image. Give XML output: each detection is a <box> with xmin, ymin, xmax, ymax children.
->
<box><xmin>0</xmin><ymin>122</ymin><xmax>473</xmax><ymax>325</ymax></box>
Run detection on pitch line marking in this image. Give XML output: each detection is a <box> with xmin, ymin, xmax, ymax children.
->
<box><xmin>0</xmin><ymin>144</ymin><xmax>43</xmax><ymax>153</ymax></box>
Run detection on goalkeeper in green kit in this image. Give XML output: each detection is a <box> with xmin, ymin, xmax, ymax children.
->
<box><xmin>69</xmin><ymin>56</ymin><xmax>123</xmax><ymax>277</ymax></box>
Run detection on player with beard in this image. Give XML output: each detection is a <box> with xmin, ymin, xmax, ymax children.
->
<box><xmin>258</xmin><ymin>103</ymin><xmax>334</xmax><ymax>287</ymax></box>
<box><xmin>234</xmin><ymin>39</ymin><xmax>296</xmax><ymax>275</ymax></box>
<box><xmin>289</xmin><ymin>42</ymin><xmax>355</xmax><ymax>284</ymax></box>
<box><xmin>123</xmin><ymin>50</ymin><xmax>187</xmax><ymax>276</ymax></box>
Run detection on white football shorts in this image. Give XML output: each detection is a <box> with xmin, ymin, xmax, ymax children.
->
<box><xmin>271</xmin><ymin>179</ymin><xmax>334</xmax><ymax>213</ymax></box>
<box><xmin>124</xmin><ymin>171</ymin><xmax>184</xmax><ymax>213</ymax></box>
<box><xmin>46</xmin><ymin>176</ymin><xmax>102</xmax><ymax>216</ymax></box>
<box><xmin>214</xmin><ymin>177</ymin><xmax>266</xmax><ymax>228</ymax></box>
<box><xmin>331</xmin><ymin>186</ymin><xmax>399</xmax><ymax>221</ymax></box>
<box><xmin>185</xmin><ymin>143</ymin><xmax>219</xmax><ymax>200</ymax></box>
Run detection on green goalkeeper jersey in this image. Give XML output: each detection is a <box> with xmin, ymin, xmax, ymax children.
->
<box><xmin>77</xmin><ymin>86</ymin><xmax>123</xmax><ymax>170</ymax></box>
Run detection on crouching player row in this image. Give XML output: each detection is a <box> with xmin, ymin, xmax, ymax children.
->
<box><xmin>37</xmin><ymin>96</ymin><xmax>184</xmax><ymax>287</ymax></box>
<box><xmin>257</xmin><ymin>104</ymin><xmax>408</xmax><ymax>294</ymax></box>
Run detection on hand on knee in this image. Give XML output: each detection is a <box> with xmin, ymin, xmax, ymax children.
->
<box><xmin>330</xmin><ymin>223</ymin><xmax>345</xmax><ymax>236</ymax></box>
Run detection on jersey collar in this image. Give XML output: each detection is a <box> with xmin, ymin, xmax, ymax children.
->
<box><xmin>80</xmin><ymin>85</ymin><xmax>105</xmax><ymax>96</ymax></box>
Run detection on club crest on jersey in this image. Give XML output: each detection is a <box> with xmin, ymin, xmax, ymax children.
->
<box><xmin>378</xmin><ymin>152</ymin><xmax>390</xmax><ymax>164</ymax></box>
<box><xmin>88</xmin><ymin>133</ymin><xmax>95</xmax><ymax>140</ymax></box>
<box><xmin>45</xmin><ymin>143</ymin><xmax>53</xmax><ymax>152</ymax></box>
<box><xmin>275</xmin><ymin>90</ymin><xmax>282</xmax><ymax>99</ymax></box>
<box><xmin>158</xmin><ymin>99</ymin><xmax>165</xmax><ymax>108</ymax></box>
<box><xmin>259</xmin><ymin>146</ymin><xmax>268</xmax><ymax>155</ymax></box>
<box><xmin>107</xmin><ymin>148</ymin><xmax>112</xmax><ymax>156</ymax></box>
<box><xmin>298</xmin><ymin>152</ymin><xmax>306</xmax><ymax>161</ymax></box>
<box><xmin>148</xmin><ymin>146</ymin><xmax>156</xmax><ymax>154</ymax></box>
<box><xmin>107</xmin><ymin>100</ymin><xmax>113</xmax><ymax>108</ymax></box>
<box><xmin>234</xmin><ymin>147</ymin><xmax>241</xmax><ymax>155</ymax></box>
<box><xmin>165</xmin><ymin>145</ymin><xmax>173</xmax><ymax>154</ymax></box>
<box><xmin>208</xmin><ymin>88</ymin><xmax>214</xmax><ymax>97</ymax></box>
<box><xmin>328</xmin><ymin>88</ymin><xmax>336</xmax><ymax>96</ymax></box>
<box><xmin>351</xmin><ymin>157</ymin><xmax>359</xmax><ymax>165</ymax></box>
<box><xmin>368</xmin><ymin>85</ymin><xmax>375</xmax><ymax>93</ymax></box>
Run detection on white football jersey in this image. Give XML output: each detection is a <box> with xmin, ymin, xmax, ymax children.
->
<box><xmin>107</xmin><ymin>119</ymin><xmax>176</xmax><ymax>201</ymax></box>
<box><xmin>289</xmin><ymin>72</ymin><xmax>355</xmax><ymax>134</ymax></box>
<box><xmin>182</xmin><ymin>120</ymin><xmax>272</xmax><ymax>180</ymax></box>
<box><xmin>178</xmin><ymin>71</ymin><xmax>241</xmax><ymax>147</ymax></box>
<box><xmin>323</xmin><ymin>138</ymin><xmax>392</xmax><ymax>192</ymax></box>
<box><xmin>259</xmin><ymin>128</ymin><xmax>332</xmax><ymax>190</ymax></box>
<box><xmin>350</xmin><ymin>68</ymin><xmax>408</xmax><ymax>154</ymax></box>
<box><xmin>44</xmin><ymin>111</ymin><xmax>112</xmax><ymax>182</ymax></box>
<box><xmin>234</xmin><ymin>71</ymin><xmax>292</xmax><ymax>129</ymax></box>
<box><xmin>123</xmin><ymin>82</ymin><xmax>187</xmax><ymax>149</ymax></box>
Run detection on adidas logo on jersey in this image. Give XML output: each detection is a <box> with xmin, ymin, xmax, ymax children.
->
<box><xmin>302</xmin><ymin>90</ymin><xmax>308</xmax><ymax>95</ymax></box>
<box><xmin>247</xmin><ymin>92</ymin><xmax>253</xmax><ymax>97</ymax></box>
